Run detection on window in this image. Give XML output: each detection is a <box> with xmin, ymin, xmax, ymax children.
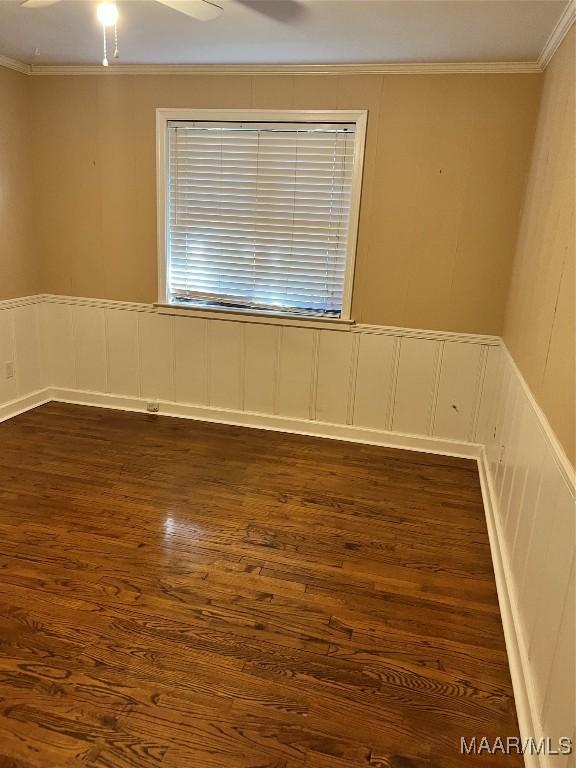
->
<box><xmin>157</xmin><ymin>110</ymin><xmax>367</xmax><ymax>320</ymax></box>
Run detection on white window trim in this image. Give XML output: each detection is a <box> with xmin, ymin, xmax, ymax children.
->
<box><xmin>156</xmin><ymin>108</ymin><xmax>367</xmax><ymax>323</ymax></box>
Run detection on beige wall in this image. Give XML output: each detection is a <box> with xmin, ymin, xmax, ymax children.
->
<box><xmin>504</xmin><ymin>29</ymin><xmax>575</xmax><ymax>465</ymax></box>
<box><xmin>29</xmin><ymin>71</ymin><xmax>541</xmax><ymax>333</ymax></box>
<box><xmin>0</xmin><ymin>66</ymin><xmax>36</xmax><ymax>300</ymax></box>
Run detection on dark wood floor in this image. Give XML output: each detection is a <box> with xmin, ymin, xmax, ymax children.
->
<box><xmin>0</xmin><ymin>403</ymin><xmax>521</xmax><ymax>768</ymax></box>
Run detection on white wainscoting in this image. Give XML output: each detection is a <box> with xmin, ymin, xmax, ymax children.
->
<box><xmin>478</xmin><ymin>344</ymin><xmax>575</xmax><ymax>768</ymax></box>
<box><xmin>30</xmin><ymin>294</ymin><xmax>501</xmax><ymax>455</ymax></box>
<box><xmin>0</xmin><ymin>297</ymin><xmax>48</xmax><ymax>421</ymax></box>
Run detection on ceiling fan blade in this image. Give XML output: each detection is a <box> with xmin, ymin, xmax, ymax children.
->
<box><xmin>20</xmin><ymin>0</ymin><xmax>63</xmax><ymax>6</ymax></box>
<box><xmin>234</xmin><ymin>0</ymin><xmax>305</xmax><ymax>22</ymax></box>
<box><xmin>155</xmin><ymin>0</ymin><xmax>223</xmax><ymax>21</ymax></box>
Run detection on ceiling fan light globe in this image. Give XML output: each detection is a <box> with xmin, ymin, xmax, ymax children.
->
<box><xmin>97</xmin><ymin>2</ymin><xmax>118</xmax><ymax>27</ymax></box>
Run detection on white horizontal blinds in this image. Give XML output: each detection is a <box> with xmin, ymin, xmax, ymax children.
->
<box><xmin>167</xmin><ymin>120</ymin><xmax>356</xmax><ymax>317</ymax></box>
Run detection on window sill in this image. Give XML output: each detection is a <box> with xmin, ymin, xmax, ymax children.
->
<box><xmin>155</xmin><ymin>303</ymin><xmax>355</xmax><ymax>330</ymax></box>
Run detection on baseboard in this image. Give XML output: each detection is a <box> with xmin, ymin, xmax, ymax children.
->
<box><xmin>477</xmin><ymin>449</ymin><xmax>544</xmax><ymax>768</ymax></box>
<box><xmin>0</xmin><ymin>389</ymin><xmax>52</xmax><ymax>424</ymax></box>
<box><xmin>45</xmin><ymin>387</ymin><xmax>482</xmax><ymax>459</ymax></box>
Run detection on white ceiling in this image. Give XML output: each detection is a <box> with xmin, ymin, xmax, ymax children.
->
<box><xmin>0</xmin><ymin>0</ymin><xmax>569</xmax><ymax>66</ymax></box>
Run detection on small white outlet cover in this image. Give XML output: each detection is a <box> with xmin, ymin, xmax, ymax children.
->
<box><xmin>146</xmin><ymin>402</ymin><xmax>160</xmax><ymax>413</ymax></box>
<box><xmin>5</xmin><ymin>362</ymin><xmax>15</xmax><ymax>379</ymax></box>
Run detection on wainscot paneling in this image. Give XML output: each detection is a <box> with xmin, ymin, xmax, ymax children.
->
<box><xmin>0</xmin><ymin>298</ymin><xmax>45</xmax><ymax>421</ymax></box>
<box><xmin>352</xmin><ymin>332</ymin><xmax>397</xmax><ymax>431</ymax></box>
<box><xmin>73</xmin><ymin>303</ymin><xmax>107</xmax><ymax>393</ymax></box>
<box><xmin>480</xmin><ymin>344</ymin><xmax>575</xmax><ymax>768</ymax></box>
<box><xmin>0</xmin><ymin>306</ymin><xmax>18</xmax><ymax>405</ymax></box>
<box><xmin>391</xmin><ymin>335</ymin><xmax>440</xmax><ymax>435</ymax></box>
<box><xmin>41</xmin><ymin>301</ymin><xmax>75</xmax><ymax>388</ymax></box>
<box><xmin>13</xmin><ymin>303</ymin><xmax>43</xmax><ymax>396</ymax></box>
<box><xmin>106</xmin><ymin>308</ymin><xmax>140</xmax><ymax>398</ymax></box>
<box><xmin>0</xmin><ymin>295</ymin><xmax>502</xmax><ymax>452</ymax></box>
<box><xmin>315</xmin><ymin>330</ymin><xmax>355</xmax><ymax>425</ymax></box>
<box><xmin>207</xmin><ymin>320</ymin><xmax>243</xmax><ymax>411</ymax></box>
<box><xmin>139</xmin><ymin>311</ymin><xmax>173</xmax><ymax>402</ymax></box>
<box><xmin>173</xmin><ymin>315</ymin><xmax>207</xmax><ymax>406</ymax></box>
<box><xmin>275</xmin><ymin>326</ymin><xmax>317</xmax><ymax>421</ymax></box>
<box><xmin>243</xmin><ymin>323</ymin><xmax>278</xmax><ymax>415</ymax></box>
<box><xmin>432</xmin><ymin>340</ymin><xmax>484</xmax><ymax>441</ymax></box>
<box><xmin>2</xmin><ymin>295</ymin><xmax>501</xmax><ymax>447</ymax></box>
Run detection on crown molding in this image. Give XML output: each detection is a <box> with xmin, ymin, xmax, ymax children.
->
<box><xmin>24</xmin><ymin>60</ymin><xmax>543</xmax><ymax>76</ymax></box>
<box><xmin>0</xmin><ymin>54</ymin><xmax>31</xmax><ymax>75</ymax></box>
<box><xmin>538</xmin><ymin>0</ymin><xmax>575</xmax><ymax>69</ymax></box>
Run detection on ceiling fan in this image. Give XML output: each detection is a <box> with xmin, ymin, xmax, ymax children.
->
<box><xmin>20</xmin><ymin>0</ymin><xmax>224</xmax><ymax>66</ymax></box>
<box><xmin>20</xmin><ymin>0</ymin><xmax>223</xmax><ymax>22</ymax></box>
<box><xmin>19</xmin><ymin>0</ymin><xmax>304</xmax><ymax>66</ymax></box>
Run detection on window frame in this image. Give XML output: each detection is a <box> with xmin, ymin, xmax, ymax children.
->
<box><xmin>156</xmin><ymin>108</ymin><xmax>367</xmax><ymax>323</ymax></box>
